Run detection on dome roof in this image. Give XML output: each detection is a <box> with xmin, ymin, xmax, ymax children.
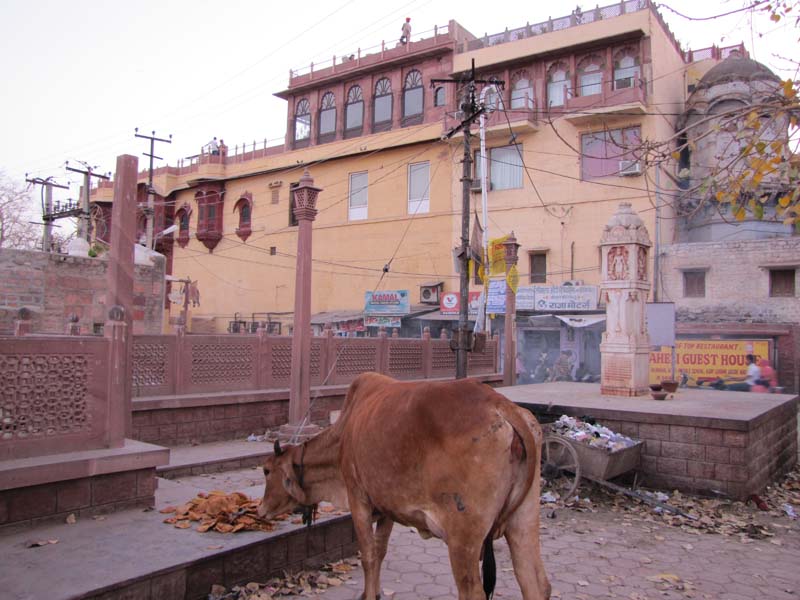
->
<box><xmin>695</xmin><ymin>54</ymin><xmax>780</xmax><ymax>91</ymax></box>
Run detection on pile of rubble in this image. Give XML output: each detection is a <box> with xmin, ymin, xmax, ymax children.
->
<box><xmin>550</xmin><ymin>415</ymin><xmax>638</xmax><ymax>452</ymax></box>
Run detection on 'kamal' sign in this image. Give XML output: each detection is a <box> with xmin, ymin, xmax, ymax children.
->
<box><xmin>364</xmin><ymin>290</ymin><xmax>410</xmax><ymax>315</ymax></box>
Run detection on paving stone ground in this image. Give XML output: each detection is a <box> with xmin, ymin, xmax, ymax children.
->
<box><xmin>317</xmin><ymin>508</ymin><xmax>800</xmax><ymax>600</ymax></box>
<box><xmin>198</xmin><ymin>466</ymin><xmax>800</xmax><ymax>600</ymax></box>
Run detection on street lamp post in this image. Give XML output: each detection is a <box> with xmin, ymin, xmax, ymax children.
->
<box><xmin>503</xmin><ymin>232</ymin><xmax>520</xmax><ymax>386</ymax></box>
<box><xmin>281</xmin><ymin>169</ymin><xmax>322</xmax><ymax>442</ymax></box>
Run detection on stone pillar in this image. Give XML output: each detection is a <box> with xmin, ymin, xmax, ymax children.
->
<box><xmin>599</xmin><ymin>203</ymin><xmax>652</xmax><ymax>396</ymax></box>
<box><xmin>503</xmin><ymin>232</ymin><xmax>520</xmax><ymax>386</ymax></box>
<box><xmin>281</xmin><ymin>169</ymin><xmax>322</xmax><ymax>441</ymax></box>
<box><xmin>105</xmin><ymin>155</ymin><xmax>139</xmax><ymax>437</ymax></box>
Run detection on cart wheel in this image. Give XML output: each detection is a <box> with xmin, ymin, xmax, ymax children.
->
<box><xmin>541</xmin><ymin>435</ymin><xmax>581</xmax><ymax>502</ymax></box>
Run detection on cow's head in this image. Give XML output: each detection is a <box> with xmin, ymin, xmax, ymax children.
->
<box><xmin>257</xmin><ymin>440</ymin><xmax>308</xmax><ymax>519</ymax></box>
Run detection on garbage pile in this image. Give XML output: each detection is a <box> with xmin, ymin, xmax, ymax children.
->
<box><xmin>551</xmin><ymin>415</ymin><xmax>638</xmax><ymax>452</ymax></box>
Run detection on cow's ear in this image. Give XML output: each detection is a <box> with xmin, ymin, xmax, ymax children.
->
<box><xmin>279</xmin><ymin>462</ymin><xmax>307</xmax><ymax>504</ymax></box>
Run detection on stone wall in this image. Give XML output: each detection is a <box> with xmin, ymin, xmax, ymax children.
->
<box><xmin>0</xmin><ymin>248</ymin><xmax>165</xmax><ymax>335</ymax></box>
<box><xmin>660</xmin><ymin>237</ymin><xmax>800</xmax><ymax>324</ymax></box>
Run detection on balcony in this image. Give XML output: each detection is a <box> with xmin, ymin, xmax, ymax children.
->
<box><xmin>442</xmin><ymin>93</ymin><xmax>539</xmax><ymax>141</ymax></box>
<box><xmin>558</xmin><ymin>78</ymin><xmax>647</xmax><ymax>125</ymax></box>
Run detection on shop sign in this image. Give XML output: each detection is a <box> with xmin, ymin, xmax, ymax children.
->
<box><xmin>440</xmin><ymin>291</ymin><xmax>481</xmax><ymax>316</ymax></box>
<box><xmin>516</xmin><ymin>286</ymin><xmax>536</xmax><ymax>311</ymax></box>
<box><xmin>649</xmin><ymin>339</ymin><xmax>771</xmax><ymax>386</ymax></box>
<box><xmin>534</xmin><ymin>286</ymin><xmax>598</xmax><ymax>311</ymax></box>
<box><xmin>364</xmin><ymin>315</ymin><xmax>402</xmax><ymax>328</ymax></box>
<box><xmin>364</xmin><ymin>290</ymin><xmax>410</xmax><ymax>315</ymax></box>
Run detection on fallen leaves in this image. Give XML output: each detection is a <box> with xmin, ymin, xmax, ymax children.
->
<box><xmin>206</xmin><ymin>558</ymin><xmax>360</xmax><ymax>599</ymax></box>
<box><xmin>160</xmin><ymin>490</ymin><xmax>283</xmax><ymax>534</ymax></box>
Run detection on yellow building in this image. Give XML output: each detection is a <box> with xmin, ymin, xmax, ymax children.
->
<box><xmin>91</xmin><ymin>2</ymin><xmax>736</xmax><ymax>342</ymax></box>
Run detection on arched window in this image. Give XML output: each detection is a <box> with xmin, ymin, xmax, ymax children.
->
<box><xmin>403</xmin><ymin>69</ymin><xmax>423</xmax><ymax>124</ymax></box>
<box><xmin>294</xmin><ymin>98</ymin><xmax>311</xmax><ymax>145</ymax></box>
<box><xmin>373</xmin><ymin>77</ymin><xmax>393</xmax><ymax>131</ymax></box>
<box><xmin>510</xmin><ymin>72</ymin><xmax>533</xmax><ymax>110</ymax></box>
<box><xmin>318</xmin><ymin>92</ymin><xmax>336</xmax><ymax>141</ymax></box>
<box><xmin>174</xmin><ymin>204</ymin><xmax>191</xmax><ymax>248</ymax></box>
<box><xmin>484</xmin><ymin>85</ymin><xmax>499</xmax><ymax>112</ymax></box>
<box><xmin>345</xmin><ymin>85</ymin><xmax>364</xmax><ymax>136</ymax></box>
<box><xmin>234</xmin><ymin>192</ymin><xmax>253</xmax><ymax>242</ymax></box>
<box><xmin>434</xmin><ymin>86</ymin><xmax>445</xmax><ymax>107</ymax></box>
<box><xmin>577</xmin><ymin>55</ymin><xmax>604</xmax><ymax>96</ymax></box>
<box><xmin>613</xmin><ymin>49</ymin><xmax>640</xmax><ymax>90</ymax></box>
<box><xmin>547</xmin><ymin>63</ymin><xmax>571</xmax><ymax>108</ymax></box>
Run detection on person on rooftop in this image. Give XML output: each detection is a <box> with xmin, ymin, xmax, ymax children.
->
<box><xmin>400</xmin><ymin>17</ymin><xmax>411</xmax><ymax>45</ymax></box>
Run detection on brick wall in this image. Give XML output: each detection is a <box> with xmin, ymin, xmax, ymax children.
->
<box><xmin>601</xmin><ymin>399</ymin><xmax>798</xmax><ymax>499</ymax></box>
<box><xmin>0</xmin><ymin>468</ymin><xmax>157</xmax><ymax>534</ymax></box>
<box><xmin>0</xmin><ymin>248</ymin><xmax>165</xmax><ymax>335</ymax></box>
<box><xmin>660</xmin><ymin>238</ymin><xmax>800</xmax><ymax>324</ymax></box>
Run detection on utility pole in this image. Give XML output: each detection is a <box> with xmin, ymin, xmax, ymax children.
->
<box><xmin>25</xmin><ymin>175</ymin><xmax>69</xmax><ymax>252</ymax></box>
<box><xmin>135</xmin><ymin>128</ymin><xmax>172</xmax><ymax>249</ymax></box>
<box><xmin>432</xmin><ymin>60</ymin><xmax>503</xmax><ymax>379</ymax></box>
<box><xmin>66</xmin><ymin>161</ymin><xmax>110</xmax><ymax>242</ymax></box>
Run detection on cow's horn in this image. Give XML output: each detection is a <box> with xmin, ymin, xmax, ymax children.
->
<box><xmin>274</xmin><ymin>440</ymin><xmax>283</xmax><ymax>456</ymax></box>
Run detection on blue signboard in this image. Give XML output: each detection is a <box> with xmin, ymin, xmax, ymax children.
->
<box><xmin>364</xmin><ymin>290</ymin><xmax>410</xmax><ymax>315</ymax></box>
<box><xmin>486</xmin><ymin>279</ymin><xmax>506</xmax><ymax>314</ymax></box>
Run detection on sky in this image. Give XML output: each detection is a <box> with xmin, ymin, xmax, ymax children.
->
<box><xmin>1</xmin><ymin>0</ymin><xmax>795</xmax><ymax>207</ymax></box>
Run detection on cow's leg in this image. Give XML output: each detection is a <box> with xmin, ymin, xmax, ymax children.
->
<box><xmin>374</xmin><ymin>515</ymin><xmax>394</xmax><ymax>565</ymax></box>
<box><xmin>504</xmin><ymin>489</ymin><xmax>551</xmax><ymax>599</ymax></box>
<box><xmin>446</xmin><ymin>536</ymin><xmax>486</xmax><ymax>600</ymax></box>
<box><xmin>349</xmin><ymin>496</ymin><xmax>383</xmax><ymax>600</ymax></box>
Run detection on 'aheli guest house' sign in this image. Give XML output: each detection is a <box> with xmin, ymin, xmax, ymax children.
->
<box><xmin>364</xmin><ymin>290</ymin><xmax>411</xmax><ymax>316</ymax></box>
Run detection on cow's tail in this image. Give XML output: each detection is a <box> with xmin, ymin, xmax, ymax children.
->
<box><xmin>482</xmin><ymin>534</ymin><xmax>496</xmax><ymax>599</ymax></box>
<box><xmin>496</xmin><ymin>401</ymin><xmax>541</xmax><ymax>527</ymax></box>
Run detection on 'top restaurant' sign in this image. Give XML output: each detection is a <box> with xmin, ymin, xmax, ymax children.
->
<box><xmin>364</xmin><ymin>290</ymin><xmax>410</xmax><ymax>315</ymax></box>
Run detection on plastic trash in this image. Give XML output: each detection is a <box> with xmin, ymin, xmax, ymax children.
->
<box><xmin>540</xmin><ymin>491</ymin><xmax>558</xmax><ymax>504</ymax></box>
<box><xmin>783</xmin><ymin>504</ymin><xmax>798</xmax><ymax>519</ymax></box>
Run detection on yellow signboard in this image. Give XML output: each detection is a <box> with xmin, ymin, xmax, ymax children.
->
<box><xmin>649</xmin><ymin>339</ymin><xmax>771</xmax><ymax>386</ymax></box>
<box><xmin>488</xmin><ymin>235</ymin><xmax>509</xmax><ymax>276</ymax></box>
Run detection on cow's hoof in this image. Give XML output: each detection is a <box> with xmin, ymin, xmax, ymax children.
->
<box><xmin>358</xmin><ymin>595</ymin><xmax>381</xmax><ymax>600</ymax></box>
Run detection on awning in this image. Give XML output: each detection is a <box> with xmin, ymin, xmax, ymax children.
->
<box><xmin>410</xmin><ymin>310</ymin><xmax>475</xmax><ymax>322</ymax></box>
<box><xmin>554</xmin><ymin>314</ymin><xmax>606</xmax><ymax>328</ymax></box>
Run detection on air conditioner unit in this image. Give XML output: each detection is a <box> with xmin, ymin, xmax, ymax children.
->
<box><xmin>420</xmin><ymin>284</ymin><xmax>442</xmax><ymax>304</ymax></box>
<box><xmin>618</xmin><ymin>160</ymin><xmax>641</xmax><ymax>176</ymax></box>
<box><xmin>563</xmin><ymin>279</ymin><xmax>584</xmax><ymax>286</ymax></box>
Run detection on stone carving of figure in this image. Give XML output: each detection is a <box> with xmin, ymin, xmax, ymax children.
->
<box><xmin>607</xmin><ymin>246</ymin><xmax>629</xmax><ymax>280</ymax></box>
<box><xmin>637</xmin><ymin>246</ymin><xmax>647</xmax><ymax>281</ymax></box>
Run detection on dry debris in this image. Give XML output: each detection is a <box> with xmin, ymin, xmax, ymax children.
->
<box><xmin>207</xmin><ymin>558</ymin><xmax>360</xmax><ymax>599</ymax></box>
<box><xmin>577</xmin><ymin>466</ymin><xmax>800</xmax><ymax>540</ymax></box>
<box><xmin>160</xmin><ymin>490</ymin><xmax>283</xmax><ymax>533</ymax></box>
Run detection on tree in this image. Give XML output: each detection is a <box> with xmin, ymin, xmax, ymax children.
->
<box><xmin>0</xmin><ymin>171</ymin><xmax>40</xmax><ymax>249</ymax></box>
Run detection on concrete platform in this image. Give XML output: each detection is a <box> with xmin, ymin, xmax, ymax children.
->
<box><xmin>157</xmin><ymin>440</ymin><xmax>274</xmax><ymax>479</ymax></box>
<box><xmin>501</xmin><ymin>382</ymin><xmax>799</xmax><ymax>498</ymax></box>
<box><xmin>0</xmin><ymin>467</ymin><xmax>356</xmax><ymax>600</ymax></box>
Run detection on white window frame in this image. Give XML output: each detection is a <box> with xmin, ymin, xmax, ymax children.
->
<box><xmin>407</xmin><ymin>161</ymin><xmax>430</xmax><ymax>214</ymax></box>
<box><xmin>348</xmin><ymin>171</ymin><xmax>368</xmax><ymax>221</ymax></box>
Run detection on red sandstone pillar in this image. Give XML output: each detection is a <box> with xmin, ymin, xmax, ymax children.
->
<box><xmin>105</xmin><ymin>154</ymin><xmax>138</xmax><ymax>439</ymax></box>
<box><xmin>284</xmin><ymin>170</ymin><xmax>321</xmax><ymax>436</ymax></box>
<box><xmin>503</xmin><ymin>232</ymin><xmax>520</xmax><ymax>387</ymax></box>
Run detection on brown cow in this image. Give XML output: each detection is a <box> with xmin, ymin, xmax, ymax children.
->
<box><xmin>258</xmin><ymin>373</ymin><xmax>551</xmax><ymax>600</ymax></box>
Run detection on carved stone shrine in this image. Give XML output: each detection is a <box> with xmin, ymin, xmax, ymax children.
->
<box><xmin>599</xmin><ymin>203</ymin><xmax>652</xmax><ymax>396</ymax></box>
